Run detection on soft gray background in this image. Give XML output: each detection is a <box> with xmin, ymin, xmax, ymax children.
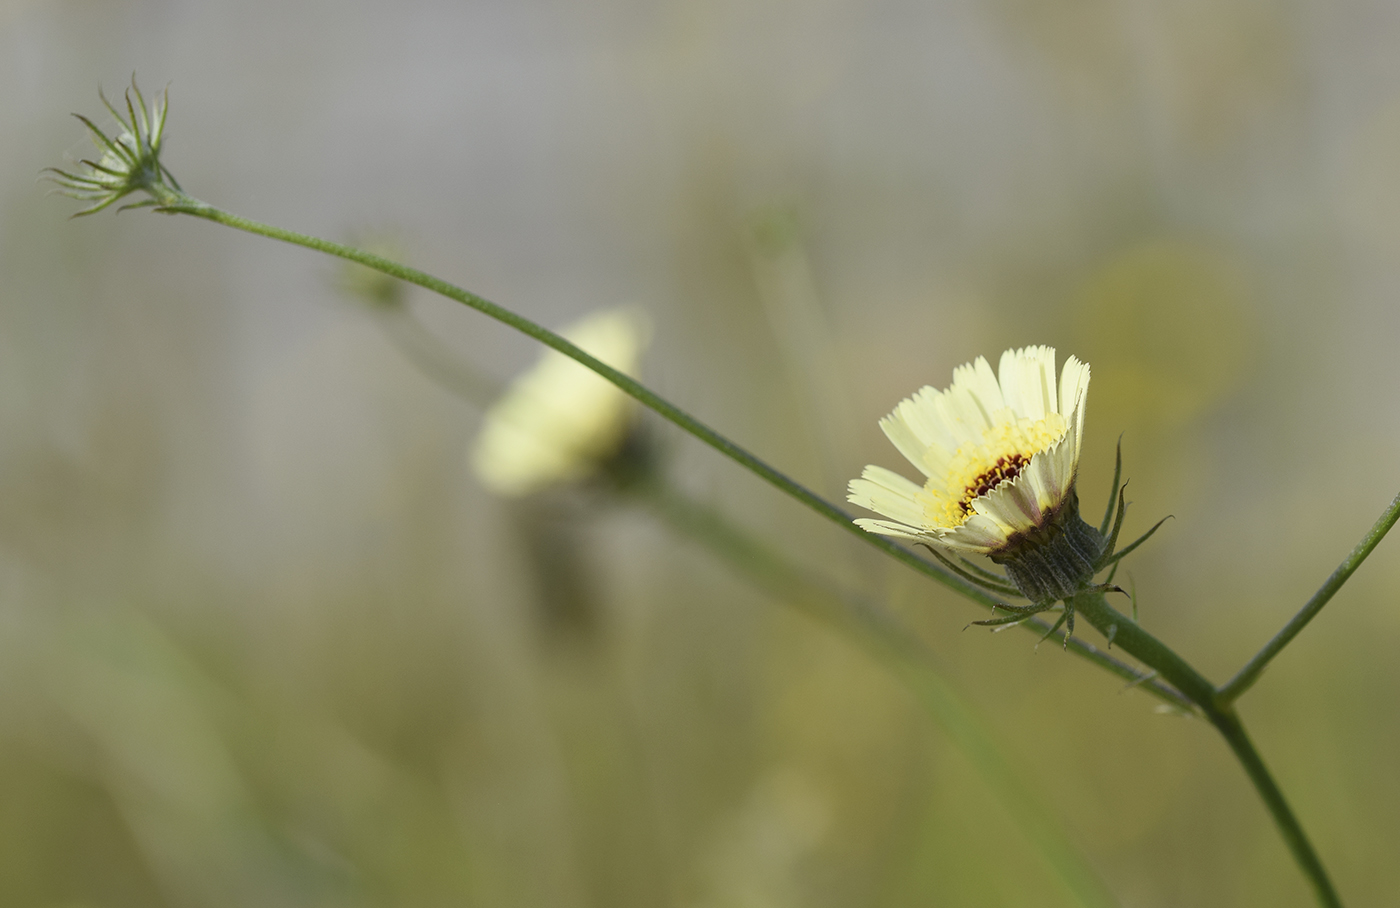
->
<box><xmin>3</xmin><ymin>1</ymin><xmax>1400</xmax><ymax>906</ymax></box>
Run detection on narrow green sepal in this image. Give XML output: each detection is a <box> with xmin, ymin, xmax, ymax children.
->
<box><xmin>970</xmin><ymin>606</ymin><xmax>1053</xmax><ymax>631</ymax></box>
<box><xmin>921</xmin><ymin>544</ymin><xmax>1022</xmax><ymax>597</ymax></box>
<box><xmin>159</xmin><ymin>162</ymin><xmax>183</xmax><ymax>192</ymax></box>
<box><xmin>67</xmin><ymin>193</ymin><xmax>127</xmax><ymax>217</ymax></box>
<box><xmin>98</xmin><ymin>87</ymin><xmax>127</xmax><ymax>130</ymax></box>
<box><xmin>1098</xmin><ymin>515</ymin><xmax>1172</xmax><ymax>570</ymax></box>
<box><xmin>1095</xmin><ymin>482</ymin><xmax>1129</xmax><ymax>570</ymax></box>
<box><xmin>1036</xmin><ymin>610</ymin><xmax>1070</xmax><ymax>648</ymax></box>
<box><xmin>968</xmin><ymin>613</ymin><xmax>1032</xmax><ymax>629</ymax></box>
<box><xmin>73</xmin><ymin>113</ymin><xmax>135</xmax><ymax>165</ymax></box>
<box><xmin>1099</xmin><ymin>435</ymin><xmax>1123</xmax><ymax>536</ymax></box>
<box><xmin>969</xmin><ymin>598</ymin><xmax>1059</xmax><ymax>631</ymax></box>
<box><xmin>77</xmin><ymin>159</ymin><xmax>128</xmax><ymax>179</ymax></box>
<box><xmin>981</xmin><ymin>600</ymin><xmax>1056</xmax><ymax>616</ymax></box>
<box><xmin>957</xmin><ymin>555</ymin><xmax>1017</xmax><ymax>588</ymax></box>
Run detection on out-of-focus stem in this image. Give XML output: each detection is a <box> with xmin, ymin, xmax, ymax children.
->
<box><xmin>373</xmin><ymin>308</ymin><xmax>503</xmax><ymax>406</ymax></box>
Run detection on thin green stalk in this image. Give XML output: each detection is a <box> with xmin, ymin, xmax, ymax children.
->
<box><xmin>1207</xmin><ymin>707</ymin><xmax>1343</xmax><ymax>908</ymax></box>
<box><xmin>636</xmin><ymin>479</ymin><xmax>1120</xmax><ymax>908</ymax></box>
<box><xmin>1218</xmin><ymin>490</ymin><xmax>1400</xmax><ymax>704</ymax></box>
<box><xmin>1073</xmin><ymin>592</ymin><xmax>1342</xmax><ymax>908</ymax></box>
<box><xmin>1072</xmin><ymin>593</ymin><xmax>1217</xmax><ymax>709</ymax></box>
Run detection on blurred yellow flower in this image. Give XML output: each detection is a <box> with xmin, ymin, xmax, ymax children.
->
<box><xmin>471</xmin><ymin>308</ymin><xmax>649</xmax><ymax>496</ymax></box>
<box><xmin>848</xmin><ymin>345</ymin><xmax>1090</xmax><ymax>558</ymax></box>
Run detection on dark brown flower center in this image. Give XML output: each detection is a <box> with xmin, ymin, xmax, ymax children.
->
<box><xmin>959</xmin><ymin>453</ymin><xmax>1030</xmax><ymax>516</ymax></box>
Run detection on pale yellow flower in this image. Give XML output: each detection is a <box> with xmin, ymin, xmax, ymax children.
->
<box><xmin>848</xmin><ymin>345</ymin><xmax>1090</xmax><ymax>556</ymax></box>
<box><xmin>471</xmin><ymin>308</ymin><xmax>649</xmax><ymax>496</ymax></box>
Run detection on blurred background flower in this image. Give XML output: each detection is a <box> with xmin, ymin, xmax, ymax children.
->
<box><xmin>4</xmin><ymin>1</ymin><xmax>1400</xmax><ymax>906</ymax></box>
<box><xmin>470</xmin><ymin>306</ymin><xmax>648</xmax><ymax>497</ymax></box>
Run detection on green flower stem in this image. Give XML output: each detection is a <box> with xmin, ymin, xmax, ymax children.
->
<box><xmin>144</xmin><ymin>187</ymin><xmax>1183</xmax><ymax>702</ymax></box>
<box><xmin>1048</xmin><ymin>631</ymin><xmax>1190</xmax><ymax>710</ymax></box>
<box><xmin>634</xmin><ymin>478</ymin><xmax>1120</xmax><ymax>908</ymax></box>
<box><xmin>1073</xmin><ymin>592</ymin><xmax>1342</xmax><ymax>908</ymax></box>
<box><xmin>1218</xmin><ymin>489</ymin><xmax>1400</xmax><ymax>704</ymax></box>
<box><xmin>1072</xmin><ymin>592</ymin><xmax>1217</xmax><ymax>708</ymax></box>
<box><xmin>1208</xmin><ymin>706</ymin><xmax>1343</xmax><ymax>908</ymax></box>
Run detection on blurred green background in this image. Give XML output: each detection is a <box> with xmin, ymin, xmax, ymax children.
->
<box><xmin>4</xmin><ymin>1</ymin><xmax>1400</xmax><ymax>905</ymax></box>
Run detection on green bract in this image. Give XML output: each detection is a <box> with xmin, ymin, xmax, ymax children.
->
<box><xmin>46</xmin><ymin>78</ymin><xmax>180</xmax><ymax>216</ymax></box>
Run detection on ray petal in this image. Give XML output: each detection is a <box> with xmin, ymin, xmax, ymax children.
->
<box><xmin>902</xmin><ymin>386</ymin><xmax>957</xmax><ymax>449</ymax></box>
<box><xmin>854</xmin><ymin>517</ymin><xmax>927</xmax><ymax>541</ymax></box>
<box><xmin>939</xmin><ymin>515</ymin><xmax>1008</xmax><ymax>552</ymax></box>
<box><xmin>848</xmin><ymin>467</ymin><xmax>928</xmax><ymax>527</ymax></box>
<box><xmin>972</xmin><ymin>481</ymin><xmax>1038</xmax><ymax>534</ymax></box>
<box><xmin>950</xmin><ymin>355</ymin><xmax>1004</xmax><ymax>427</ymax></box>
<box><xmin>999</xmin><ymin>346</ymin><xmax>1051</xmax><ymax>420</ymax></box>
<box><xmin>878</xmin><ymin>409</ymin><xmax>936</xmax><ymax>477</ymax></box>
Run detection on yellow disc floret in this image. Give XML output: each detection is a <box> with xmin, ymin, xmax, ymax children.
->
<box><xmin>922</xmin><ymin>413</ymin><xmax>1067</xmax><ymax>527</ymax></box>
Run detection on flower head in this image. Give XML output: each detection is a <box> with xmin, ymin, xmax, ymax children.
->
<box><xmin>471</xmin><ymin>308</ymin><xmax>650</xmax><ymax>496</ymax></box>
<box><xmin>46</xmin><ymin>78</ymin><xmax>181</xmax><ymax>216</ymax></box>
<box><xmin>850</xmin><ymin>346</ymin><xmax>1090</xmax><ymax>552</ymax></box>
<box><xmin>849</xmin><ymin>346</ymin><xmax>1110</xmax><ymax>606</ymax></box>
